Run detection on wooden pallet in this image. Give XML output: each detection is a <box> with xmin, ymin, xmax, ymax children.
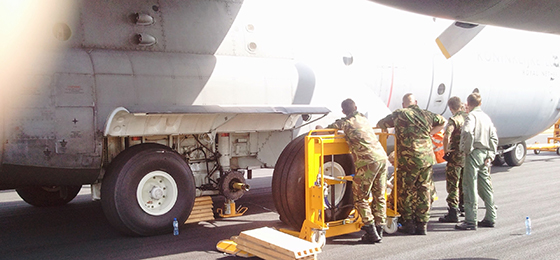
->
<box><xmin>185</xmin><ymin>196</ymin><xmax>215</xmax><ymax>224</ymax></box>
<box><xmin>232</xmin><ymin>227</ymin><xmax>321</xmax><ymax>260</ymax></box>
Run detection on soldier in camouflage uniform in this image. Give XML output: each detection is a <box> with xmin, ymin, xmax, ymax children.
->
<box><xmin>439</xmin><ymin>97</ymin><xmax>468</xmax><ymax>223</ymax></box>
<box><xmin>325</xmin><ymin>98</ymin><xmax>388</xmax><ymax>243</ymax></box>
<box><xmin>377</xmin><ymin>93</ymin><xmax>446</xmax><ymax>235</ymax></box>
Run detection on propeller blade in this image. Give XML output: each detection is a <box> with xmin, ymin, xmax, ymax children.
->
<box><xmin>436</xmin><ymin>22</ymin><xmax>485</xmax><ymax>59</ymax></box>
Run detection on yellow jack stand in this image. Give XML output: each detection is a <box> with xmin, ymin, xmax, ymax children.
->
<box><xmin>216</xmin><ymin>129</ymin><xmax>400</xmax><ymax>257</ymax></box>
<box><xmin>217</xmin><ymin>199</ymin><xmax>248</xmax><ymax>218</ymax></box>
<box><xmin>281</xmin><ymin>130</ymin><xmax>400</xmax><ymax>244</ymax></box>
<box><xmin>279</xmin><ymin>130</ymin><xmax>357</xmax><ymax>245</ymax></box>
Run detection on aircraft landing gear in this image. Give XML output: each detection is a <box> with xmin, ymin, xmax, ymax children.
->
<box><xmin>504</xmin><ymin>141</ymin><xmax>527</xmax><ymax>166</ymax></box>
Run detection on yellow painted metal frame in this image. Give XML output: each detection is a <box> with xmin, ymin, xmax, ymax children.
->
<box><xmin>289</xmin><ymin>129</ymin><xmax>399</xmax><ymax>243</ymax></box>
<box><xmin>527</xmin><ymin>119</ymin><xmax>560</xmax><ymax>154</ymax></box>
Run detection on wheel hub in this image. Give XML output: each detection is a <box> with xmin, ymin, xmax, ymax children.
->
<box><xmin>136</xmin><ymin>170</ymin><xmax>178</xmax><ymax>216</ymax></box>
<box><xmin>323</xmin><ymin>161</ymin><xmax>346</xmax><ymax>207</ymax></box>
<box><xmin>149</xmin><ymin>185</ymin><xmax>165</xmax><ymax>200</ymax></box>
<box><xmin>515</xmin><ymin>143</ymin><xmax>524</xmax><ymax>159</ymax></box>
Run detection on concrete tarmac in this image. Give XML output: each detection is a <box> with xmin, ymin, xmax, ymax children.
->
<box><xmin>1</xmin><ymin>150</ymin><xmax>559</xmax><ymax>259</ymax></box>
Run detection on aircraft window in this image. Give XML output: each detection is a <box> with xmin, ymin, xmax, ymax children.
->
<box><xmin>343</xmin><ymin>53</ymin><xmax>353</xmax><ymax>66</ymax></box>
<box><xmin>247</xmin><ymin>42</ymin><xmax>257</xmax><ymax>53</ymax></box>
<box><xmin>246</xmin><ymin>24</ymin><xmax>255</xmax><ymax>33</ymax></box>
<box><xmin>437</xmin><ymin>83</ymin><xmax>445</xmax><ymax>95</ymax></box>
<box><xmin>53</xmin><ymin>23</ymin><xmax>71</xmax><ymax>41</ymax></box>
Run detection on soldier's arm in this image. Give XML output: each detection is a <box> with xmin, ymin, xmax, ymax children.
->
<box><xmin>460</xmin><ymin>114</ymin><xmax>475</xmax><ymax>154</ymax></box>
<box><xmin>443</xmin><ymin>122</ymin><xmax>455</xmax><ymax>153</ymax></box>
<box><xmin>429</xmin><ymin>114</ymin><xmax>446</xmax><ymax>135</ymax></box>
<box><xmin>326</xmin><ymin>118</ymin><xmax>345</xmax><ymax>130</ymax></box>
<box><xmin>488</xmin><ymin>125</ymin><xmax>499</xmax><ymax>159</ymax></box>
<box><xmin>376</xmin><ymin>113</ymin><xmax>395</xmax><ymax>132</ymax></box>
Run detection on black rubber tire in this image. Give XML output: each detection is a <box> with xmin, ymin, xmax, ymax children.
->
<box><xmin>504</xmin><ymin>142</ymin><xmax>527</xmax><ymax>166</ymax></box>
<box><xmin>101</xmin><ymin>143</ymin><xmax>196</xmax><ymax>236</ymax></box>
<box><xmin>16</xmin><ymin>185</ymin><xmax>82</xmax><ymax>207</ymax></box>
<box><xmin>272</xmin><ymin>135</ymin><xmax>355</xmax><ymax>230</ymax></box>
<box><xmin>272</xmin><ymin>135</ymin><xmax>305</xmax><ymax>228</ymax></box>
<box><xmin>533</xmin><ymin>149</ymin><xmax>541</xmax><ymax>155</ymax></box>
<box><xmin>492</xmin><ymin>154</ymin><xmax>505</xmax><ymax>166</ymax></box>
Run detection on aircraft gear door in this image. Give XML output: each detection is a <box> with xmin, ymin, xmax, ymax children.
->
<box><xmin>427</xmin><ymin>54</ymin><xmax>453</xmax><ymax>115</ymax></box>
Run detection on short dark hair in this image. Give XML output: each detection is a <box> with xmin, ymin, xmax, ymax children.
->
<box><xmin>448</xmin><ymin>96</ymin><xmax>462</xmax><ymax>111</ymax></box>
<box><xmin>402</xmin><ymin>93</ymin><xmax>414</xmax><ymax>103</ymax></box>
<box><xmin>467</xmin><ymin>93</ymin><xmax>481</xmax><ymax>107</ymax></box>
<box><xmin>341</xmin><ymin>98</ymin><xmax>356</xmax><ymax>115</ymax></box>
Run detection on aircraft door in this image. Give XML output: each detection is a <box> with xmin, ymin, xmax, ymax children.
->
<box><xmin>427</xmin><ymin>54</ymin><xmax>453</xmax><ymax>115</ymax></box>
<box><xmin>53</xmin><ymin>73</ymin><xmax>97</xmax><ymax>167</ymax></box>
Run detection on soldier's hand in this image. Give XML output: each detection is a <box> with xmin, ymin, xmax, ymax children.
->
<box><xmin>388</xmin><ymin>151</ymin><xmax>395</xmax><ymax>165</ymax></box>
<box><xmin>485</xmin><ymin>158</ymin><xmax>492</xmax><ymax>167</ymax></box>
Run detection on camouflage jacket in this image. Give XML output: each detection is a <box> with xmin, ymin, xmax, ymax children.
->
<box><xmin>327</xmin><ymin>111</ymin><xmax>388</xmax><ymax>168</ymax></box>
<box><xmin>445</xmin><ymin>110</ymin><xmax>467</xmax><ymax>165</ymax></box>
<box><xmin>377</xmin><ymin>104</ymin><xmax>446</xmax><ymax>168</ymax></box>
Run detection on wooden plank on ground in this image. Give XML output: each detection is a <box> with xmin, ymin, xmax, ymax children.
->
<box><xmin>235</xmin><ymin>237</ymin><xmax>317</xmax><ymax>260</ymax></box>
<box><xmin>216</xmin><ymin>238</ymin><xmax>254</xmax><ymax>258</ymax></box>
<box><xmin>237</xmin><ymin>227</ymin><xmax>321</xmax><ymax>259</ymax></box>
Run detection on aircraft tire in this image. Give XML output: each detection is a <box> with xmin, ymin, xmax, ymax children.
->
<box><xmin>271</xmin><ymin>134</ymin><xmax>306</xmax><ymax>228</ymax></box>
<box><xmin>492</xmin><ymin>154</ymin><xmax>505</xmax><ymax>166</ymax></box>
<box><xmin>101</xmin><ymin>143</ymin><xmax>196</xmax><ymax>236</ymax></box>
<box><xmin>272</xmin><ymin>134</ymin><xmax>355</xmax><ymax>230</ymax></box>
<box><xmin>16</xmin><ymin>185</ymin><xmax>82</xmax><ymax>207</ymax></box>
<box><xmin>504</xmin><ymin>141</ymin><xmax>527</xmax><ymax>166</ymax></box>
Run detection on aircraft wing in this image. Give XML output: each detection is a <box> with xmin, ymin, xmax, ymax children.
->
<box><xmin>367</xmin><ymin>0</ymin><xmax>560</xmax><ymax>35</ymax></box>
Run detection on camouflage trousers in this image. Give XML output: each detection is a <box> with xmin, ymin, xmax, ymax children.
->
<box><xmin>445</xmin><ymin>162</ymin><xmax>464</xmax><ymax>208</ymax></box>
<box><xmin>353</xmin><ymin>159</ymin><xmax>387</xmax><ymax>226</ymax></box>
<box><xmin>397</xmin><ymin>165</ymin><xmax>433</xmax><ymax>223</ymax></box>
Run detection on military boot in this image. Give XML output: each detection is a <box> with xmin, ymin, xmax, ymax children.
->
<box><xmin>438</xmin><ymin>207</ymin><xmax>459</xmax><ymax>223</ymax></box>
<box><xmin>360</xmin><ymin>224</ymin><xmax>382</xmax><ymax>243</ymax></box>
<box><xmin>397</xmin><ymin>220</ymin><xmax>416</xmax><ymax>235</ymax></box>
<box><xmin>375</xmin><ymin>225</ymin><xmax>384</xmax><ymax>241</ymax></box>
<box><xmin>415</xmin><ymin>221</ymin><xmax>427</xmax><ymax>235</ymax></box>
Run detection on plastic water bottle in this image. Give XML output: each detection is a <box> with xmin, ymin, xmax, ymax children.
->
<box><xmin>525</xmin><ymin>216</ymin><xmax>531</xmax><ymax>235</ymax></box>
<box><xmin>173</xmin><ymin>218</ymin><xmax>179</xmax><ymax>236</ymax></box>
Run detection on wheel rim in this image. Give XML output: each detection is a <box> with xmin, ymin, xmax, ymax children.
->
<box><xmin>323</xmin><ymin>161</ymin><xmax>346</xmax><ymax>207</ymax></box>
<box><xmin>136</xmin><ymin>170</ymin><xmax>178</xmax><ymax>216</ymax></box>
<box><xmin>514</xmin><ymin>143</ymin><xmax>525</xmax><ymax>160</ymax></box>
